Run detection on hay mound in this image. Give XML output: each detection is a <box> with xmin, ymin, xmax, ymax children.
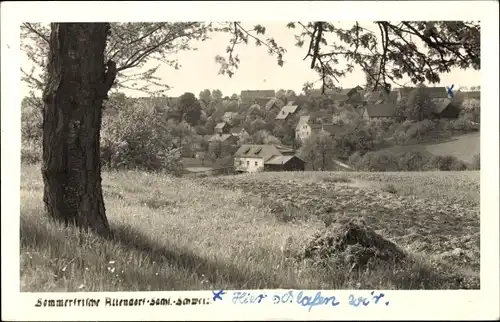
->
<box><xmin>298</xmin><ymin>219</ymin><xmax>407</xmax><ymax>271</ymax></box>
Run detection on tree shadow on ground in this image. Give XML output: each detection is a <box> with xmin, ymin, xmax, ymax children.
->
<box><xmin>20</xmin><ymin>214</ymin><xmax>283</xmax><ymax>291</ymax></box>
<box><xmin>109</xmin><ymin>223</ymin><xmax>284</xmax><ymax>290</ymax></box>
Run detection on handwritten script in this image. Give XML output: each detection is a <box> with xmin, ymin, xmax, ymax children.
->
<box><xmin>224</xmin><ymin>290</ymin><xmax>390</xmax><ymax>311</ymax></box>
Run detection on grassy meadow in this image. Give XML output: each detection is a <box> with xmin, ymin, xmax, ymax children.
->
<box><xmin>20</xmin><ymin>164</ymin><xmax>480</xmax><ymax>291</ymax></box>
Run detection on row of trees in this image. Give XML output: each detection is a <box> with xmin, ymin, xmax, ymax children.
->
<box><xmin>20</xmin><ymin>21</ymin><xmax>480</xmax><ymax>237</ymax></box>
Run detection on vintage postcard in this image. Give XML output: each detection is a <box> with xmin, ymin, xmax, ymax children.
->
<box><xmin>1</xmin><ymin>1</ymin><xmax>499</xmax><ymax>321</ymax></box>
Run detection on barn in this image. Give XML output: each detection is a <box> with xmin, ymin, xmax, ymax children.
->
<box><xmin>263</xmin><ymin>155</ymin><xmax>305</xmax><ymax>172</ymax></box>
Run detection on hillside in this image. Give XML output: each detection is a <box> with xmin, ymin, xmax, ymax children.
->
<box><xmin>380</xmin><ymin>132</ymin><xmax>480</xmax><ymax>164</ymax></box>
<box><xmin>20</xmin><ymin>165</ymin><xmax>479</xmax><ymax>291</ymax></box>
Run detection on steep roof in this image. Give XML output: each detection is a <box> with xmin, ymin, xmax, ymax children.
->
<box><xmin>265</xmin><ymin>155</ymin><xmax>303</xmax><ymax>165</ymax></box>
<box><xmin>432</xmin><ymin>98</ymin><xmax>453</xmax><ymax>114</ymax></box>
<box><xmin>265</xmin><ymin>97</ymin><xmax>284</xmax><ymax>110</ymax></box>
<box><xmin>234</xmin><ymin>144</ymin><xmax>281</xmax><ymax>161</ymax></box>
<box><xmin>215</xmin><ymin>122</ymin><xmax>228</xmax><ymax>129</ymax></box>
<box><xmin>240</xmin><ymin>90</ymin><xmax>276</xmax><ymax>100</ymax></box>
<box><xmin>254</xmin><ymin>97</ymin><xmax>271</xmax><ymax>107</ymax></box>
<box><xmin>275</xmin><ymin>104</ymin><xmax>299</xmax><ymax>120</ymax></box>
<box><xmin>365</xmin><ymin>103</ymin><xmax>397</xmax><ymax>118</ymax></box>
<box><xmin>422</xmin><ymin>87</ymin><xmax>448</xmax><ymax>99</ymax></box>
<box><xmin>393</xmin><ymin>87</ymin><xmax>415</xmax><ymax>95</ymax></box>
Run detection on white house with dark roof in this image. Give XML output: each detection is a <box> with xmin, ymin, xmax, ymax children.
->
<box><xmin>234</xmin><ymin>144</ymin><xmax>304</xmax><ymax>173</ymax></box>
<box><xmin>295</xmin><ymin>116</ymin><xmax>322</xmax><ymax>142</ymax></box>
<box><xmin>234</xmin><ymin>145</ymin><xmax>282</xmax><ymax>173</ymax></box>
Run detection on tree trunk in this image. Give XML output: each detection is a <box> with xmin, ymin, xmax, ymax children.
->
<box><xmin>41</xmin><ymin>23</ymin><xmax>117</xmax><ymax>238</ymax></box>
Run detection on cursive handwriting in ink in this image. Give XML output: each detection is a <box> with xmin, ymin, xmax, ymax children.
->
<box><xmin>296</xmin><ymin>291</ymin><xmax>340</xmax><ymax>312</ymax></box>
<box><xmin>348</xmin><ymin>294</ymin><xmax>370</xmax><ymax>307</ymax></box>
<box><xmin>212</xmin><ymin>290</ymin><xmax>225</xmax><ymax>302</ymax></box>
<box><xmin>232</xmin><ymin>292</ymin><xmax>266</xmax><ymax>304</ymax></box>
<box><xmin>370</xmin><ymin>291</ymin><xmax>387</xmax><ymax>305</ymax></box>
<box><xmin>272</xmin><ymin>290</ymin><xmax>294</xmax><ymax>304</ymax></box>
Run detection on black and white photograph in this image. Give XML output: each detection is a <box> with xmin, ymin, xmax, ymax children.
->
<box><xmin>2</xmin><ymin>1</ymin><xmax>499</xmax><ymax>321</ymax></box>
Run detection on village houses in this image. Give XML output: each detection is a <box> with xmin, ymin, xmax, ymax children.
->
<box><xmin>222</xmin><ymin>112</ymin><xmax>237</xmax><ymax>124</ymax></box>
<box><xmin>234</xmin><ymin>144</ymin><xmax>305</xmax><ymax>173</ymax></box>
<box><xmin>265</xmin><ymin>97</ymin><xmax>285</xmax><ymax>113</ymax></box>
<box><xmin>240</xmin><ymin>89</ymin><xmax>276</xmax><ymax>106</ymax></box>
<box><xmin>214</xmin><ymin>122</ymin><xmax>231</xmax><ymax>134</ymax></box>
<box><xmin>276</xmin><ymin>101</ymin><xmax>300</xmax><ymax>121</ymax></box>
<box><xmin>229</xmin><ymin>127</ymin><xmax>249</xmax><ymax>139</ymax></box>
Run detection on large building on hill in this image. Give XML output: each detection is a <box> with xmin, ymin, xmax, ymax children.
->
<box><xmin>234</xmin><ymin>144</ymin><xmax>305</xmax><ymax>173</ymax></box>
<box><xmin>362</xmin><ymin>102</ymin><xmax>398</xmax><ymax>120</ymax></box>
<box><xmin>240</xmin><ymin>90</ymin><xmax>276</xmax><ymax>105</ymax></box>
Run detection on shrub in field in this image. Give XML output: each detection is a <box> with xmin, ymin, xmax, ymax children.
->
<box><xmin>348</xmin><ymin>151</ymin><xmax>363</xmax><ymax>169</ymax></box>
<box><xmin>357</xmin><ymin>150</ymin><xmax>399</xmax><ymax>172</ymax></box>
<box><xmin>334</xmin><ymin>126</ymin><xmax>377</xmax><ymax>159</ymax></box>
<box><xmin>461</xmin><ymin>99</ymin><xmax>480</xmax><ymax>123</ymax></box>
<box><xmin>429</xmin><ymin>155</ymin><xmax>467</xmax><ymax>171</ymax></box>
<box><xmin>449</xmin><ymin>118</ymin><xmax>477</xmax><ymax>133</ymax></box>
<box><xmin>397</xmin><ymin>151</ymin><xmax>430</xmax><ymax>171</ymax></box>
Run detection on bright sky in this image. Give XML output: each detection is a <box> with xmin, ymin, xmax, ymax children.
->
<box><xmin>20</xmin><ymin>21</ymin><xmax>481</xmax><ymax>99</ymax></box>
<box><xmin>20</xmin><ymin>22</ymin><xmax>481</xmax><ymax>99</ymax></box>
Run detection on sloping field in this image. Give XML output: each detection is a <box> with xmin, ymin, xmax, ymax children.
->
<box><xmin>20</xmin><ymin>165</ymin><xmax>479</xmax><ymax>291</ymax></box>
<box><xmin>382</xmin><ymin>132</ymin><xmax>480</xmax><ymax>164</ymax></box>
<box><xmin>202</xmin><ymin>171</ymin><xmax>480</xmax><ymax>281</ymax></box>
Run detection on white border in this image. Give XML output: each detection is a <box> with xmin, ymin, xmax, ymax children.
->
<box><xmin>2</xmin><ymin>1</ymin><xmax>499</xmax><ymax>321</ymax></box>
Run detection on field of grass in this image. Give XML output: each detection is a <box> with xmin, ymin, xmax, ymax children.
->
<box><xmin>382</xmin><ymin>132</ymin><xmax>480</xmax><ymax>164</ymax></box>
<box><xmin>20</xmin><ymin>164</ymin><xmax>479</xmax><ymax>292</ymax></box>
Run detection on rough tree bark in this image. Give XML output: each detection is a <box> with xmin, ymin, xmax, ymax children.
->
<box><xmin>41</xmin><ymin>23</ymin><xmax>117</xmax><ymax>237</ymax></box>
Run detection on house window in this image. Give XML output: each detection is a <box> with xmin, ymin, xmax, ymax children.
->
<box><xmin>246</xmin><ymin>161</ymin><xmax>249</xmax><ymax>166</ymax></box>
<box><xmin>254</xmin><ymin>161</ymin><xmax>258</xmax><ymax>166</ymax></box>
